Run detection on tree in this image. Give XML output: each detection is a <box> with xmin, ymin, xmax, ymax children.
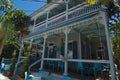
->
<box><xmin>4</xmin><ymin>10</ymin><xmax>30</xmax><ymax>37</ymax></box>
<box><xmin>86</xmin><ymin>0</ymin><xmax>120</xmax><ymax>26</ymax></box>
<box><xmin>0</xmin><ymin>0</ymin><xmax>15</xmax><ymax>56</ymax></box>
<box><xmin>9</xmin><ymin>50</ymin><xmax>17</xmax><ymax>75</ymax></box>
<box><xmin>18</xmin><ymin>46</ymin><xmax>31</xmax><ymax>78</ymax></box>
<box><xmin>0</xmin><ymin>11</ymin><xmax>20</xmax><ymax>58</ymax></box>
<box><xmin>0</xmin><ymin>24</ymin><xmax>6</xmax><ymax>56</ymax></box>
<box><xmin>112</xmin><ymin>22</ymin><xmax>120</xmax><ymax>69</ymax></box>
<box><xmin>0</xmin><ymin>9</ymin><xmax>30</xmax><ymax>57</ymax></box>
<box><xmin>0</xmin><ymin>0</ymin><xmax>14</xmax><ymax>15</ymax></box>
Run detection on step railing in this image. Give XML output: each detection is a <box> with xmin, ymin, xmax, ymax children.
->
<box><xmin>13</xmin><ymin>58</ymin><xmax>24</xmax><ymax>75</ymax></box>
<box><xmin>29</xmin><ymin>59</ymin><xmax>41</xmax><ymax>73</ymax></box>
<box><xmin>1</xmin><ymin>58</ymin><xmax>12</xmax><ymax>65</ymax></box>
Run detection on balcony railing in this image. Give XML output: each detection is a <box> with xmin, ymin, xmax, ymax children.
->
<box><xmin>23</xmin><ymin>3</ymin><xmax>103</xmax><ymax>39</ymax></box>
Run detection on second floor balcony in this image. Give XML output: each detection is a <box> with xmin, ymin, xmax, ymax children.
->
<box><xmin>22</xmin><ymin>2</ymin><xmax>105</xmax><ymax>40</ymax></box>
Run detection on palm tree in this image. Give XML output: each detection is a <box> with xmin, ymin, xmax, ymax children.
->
<box><xmin>0</xmin><ymin>9</ymin><xmax>30</xmax><ymax>58</ymax></box>
<box><xmin>4</xmin><ymin>10</ymin><xmax>30</xmax><ymax>37</ymax></box>
<box><xmin>0</xmin><ymin>0</ymin><xmax>15</xmax><ymax>56</ymax></box>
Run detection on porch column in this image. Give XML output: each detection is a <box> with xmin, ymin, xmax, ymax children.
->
<box><xmin>101</xmin><ymin>12</ymin><xmax>116</xmax><ymax>80</ymax></box>
<box><xmin>79</xmin><ymin>32</ymin><xmax>82</xmax><ymax>59</ymax></box>
<box><xmin>64</xmin><ymin>0</ymin><xmax>69</xmax><ymax>20</ymax></box>
<box><xmin>63</xmin><ymin>28</ymin><xmax>71</xmax><ymax>75</ymax></box>
<box><xmin>30</xmin><ymin>39</ymin><xmax>33</xmax><ymax>48</ymax></box>
<box><xmin>14</xmin><ymin>41</ymin><xmax>24</xmax><ymax>75</ymax></box>
<box><xmin>40</xmin><ymin>34</ymin><xmax>47</xmax><ymax>70</ymax></box>
<box><xmin>33</xmin><ymin>17</ymin><xmax>36</xmax><ymax>32</ymax></box>
<box><xmin>46</xmin><ymin>10</ymin><xmax>50</xmax><ymax>28</ymax></box>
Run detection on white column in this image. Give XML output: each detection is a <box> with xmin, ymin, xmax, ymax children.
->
<box><xmin>40</xmin><ymin>34</ymin><xmax>47</xmax><ymax>70</ymax></box>
<box><xmin>46</xmin><ymin>10</ymin><xmax>50</xmax><ymax>28</ymax></box>
<box><xmin>14</xmin><ymin>41</ymin><xmax>24</xmax><ymax>75</ymax></box>
<box><xmin>79</xmin><ymin>32</ymin><xmax>82</xmax><ymax>59</ymax></box>
<box><xmin>64</xmin><ymin>0</ymin><xmax>69</xmax><ymax>20</ymax></box>
<box><xmin>101</xmin><ymin>12</ymin><xmax>116</xmax><ymax>80</ymax></box>
<box><xmin>63</xmin><ymin>28</ymin><xmax>70</xmax><ymax>75</ymax></box>
<box><xmin>30</xmin><ymin>39</ymin><xmax>33</xmax><ymax>48</ymax></box>
<box><xmin>33</xmin><ymin>17</ymin><xmax>36</xmax><ymax>32</ymax></box>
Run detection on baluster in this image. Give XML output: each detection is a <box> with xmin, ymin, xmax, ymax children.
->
<box><xmin>86</xmin><ymin>7</ymin><xmax>88</xmax><ymax>13</ymax></box>
<box><xmin>84</xmin><ymin>7</ymin><xmax>86</xmax><ymax>13</ymax></box>
<box><xmin>91</xmin><ymin>5</ymin><xmax>94</xmax><ymax>11</ymax></box>
<box><xmin>88</xmin><ymin>6</ymin><xmax>90</xmax><ymax>13</ymax></box>
<box><xmin>94</xmin><ymin>4</ymin><xmax>96</xmax><ymax>10</ymax></box>
<box><xmin>79</xmin><ymin>9</ymin><xmax>82</xmax><ymax>15</ymax></box>
<box><xmin>76</xmin><ymin>10</ymin><xmax>79</xmax><ymax>16</ymax></box>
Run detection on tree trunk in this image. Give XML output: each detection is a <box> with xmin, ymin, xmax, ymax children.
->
<box><xmin>0</xmin><ymin>45</ymin><xmax>3</xmax><ymax>56</ymax></box>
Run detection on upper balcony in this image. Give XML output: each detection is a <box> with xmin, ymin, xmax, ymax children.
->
<box><xmin>22</xmin><ymin>2</ymin><xmax>105</xmax><ymax>40</ymax></box>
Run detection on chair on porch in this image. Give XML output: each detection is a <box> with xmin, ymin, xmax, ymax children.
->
<box><xmin>58</xmin><ymin>61</ymin><xmax>64</xmax><ymax>72</ymax></box>
<box><xmin>49</xmin><ymin>61</ymin><xmax>55</xmax><ymax>72</ymax></box>
<box><xmin>103</xmin><ymin>63</ymin><xmax>110</xmax><ymax>69</ymax></box>
<box><xmin>77</xmin><ymin>62</ymin><xmax>84</xmax><ymax>75</ymax></box>
<box><xmin>93</xmin><ymin>63</ymin><xmax>103</xmax><ymax>79</ymax></box>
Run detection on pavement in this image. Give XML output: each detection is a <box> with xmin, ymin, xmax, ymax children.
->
<box><xmin>0</xmin><ymin>73</ymin><xmax>10</xmax><ymax>80</ymax></box>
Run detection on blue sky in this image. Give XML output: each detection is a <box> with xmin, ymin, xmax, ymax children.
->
<box><xmin>12</xmin><ymin>0</ymin><xmax>46</xmax><ymax>15</ymax></box>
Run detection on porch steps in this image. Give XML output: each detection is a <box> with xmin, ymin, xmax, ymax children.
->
<box><xmin>31</xmin><ymin>72</ymin><xmax>79</xmax><ymax>80</ymax></box>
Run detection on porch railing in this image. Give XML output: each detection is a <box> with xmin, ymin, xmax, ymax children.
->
<box><xmin>22</xmin><ymin>3</ymin><xmax>103</xmax><ymax>39</ymax></box>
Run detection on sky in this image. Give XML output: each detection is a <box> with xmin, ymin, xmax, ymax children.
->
<box><xmin>12</xmin><ymin>0</ymin><xmax>46</xmax><ymax>15</ymax></box>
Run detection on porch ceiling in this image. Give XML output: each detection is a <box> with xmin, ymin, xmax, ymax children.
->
<box><xmin>72</xmin><ymin>22</ymin><xmax>106</xmax><ymax>42</ymax></box>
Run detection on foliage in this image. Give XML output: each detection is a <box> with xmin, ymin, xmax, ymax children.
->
<box><xmin>3</xmin><ymin>10</ymin><xmax>30</xmax><ymax>37</ymax></box>
<box><xmin>5</xmin><ymin>10</ymin><xmax>30</xmax><ymax>31</ymax></box>
<box><xmin>0</xmin><ymin>15</ymin><xmax>20</xmax><ymax>58</ymax></box>
<box><xmin>0</xmin><ymin>23</ymin><xmax>6</xmax><ymax>56</ymax></box>
<box><xmin>18</xmin><ymin>46</ymin><xmax>31</xmax><ymax>77</ymax></box>
<box><xmin>86</xmin><ymin>0</ymin><xmax>120</xmax><ymax>27</ymax></box>
<box><xmin>0</xmin><ymin>24</ymin><xmax>6</xmax><ymax>47</ymax></box>
<box><xmin>112</xmin><ymin>22</ymin><xmax>120</xmax><ymax>60</ymax></box>
<box><xmin>0</xmin><ymin>0</ymin><xmax>15</xmax><ymax>56</ymax></box>
<box><xmin>86</xmin><ymin>0</ymin><xmax>96</xmax><ymax>5</ymax></box>
<box><xmin>0</xmin><ymin>9</ymin><xmax>30</xmax><ymax>57</ymax></box>
<box><xmin>2</xmin><ymin>45</ymin><xmax>17</xmax><ymax>58</ymax></box>
<box><xmin>0</xmin><ymin>0</ymin><xmax>14</xmax><ymax>15</ymax></box>
<box><xmin>9</xmin><ymin>50</ymin><xmax>17</xmax><ymax>73</ymax></box>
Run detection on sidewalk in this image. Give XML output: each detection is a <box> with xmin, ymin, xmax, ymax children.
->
<box><xmin>0</xmin><ymin>73</ymin><xmax>10</xmax><ymax>80</ymax></box>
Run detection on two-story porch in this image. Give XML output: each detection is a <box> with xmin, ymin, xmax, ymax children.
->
<box><xmin>15</xmin><ymin>0</ymin><xmax>116</xmax><ymax>80</ymax></box>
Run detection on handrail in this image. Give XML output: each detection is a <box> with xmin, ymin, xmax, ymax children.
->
<box><xmin>13</xmin><ymin>58</ymin><xmax>24</xmax><ymax>75</ymax></box>
<box><xmin>29</xmin><ymin>59</ymin><xmax>41</xmax><ymax>73</ymax></box>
